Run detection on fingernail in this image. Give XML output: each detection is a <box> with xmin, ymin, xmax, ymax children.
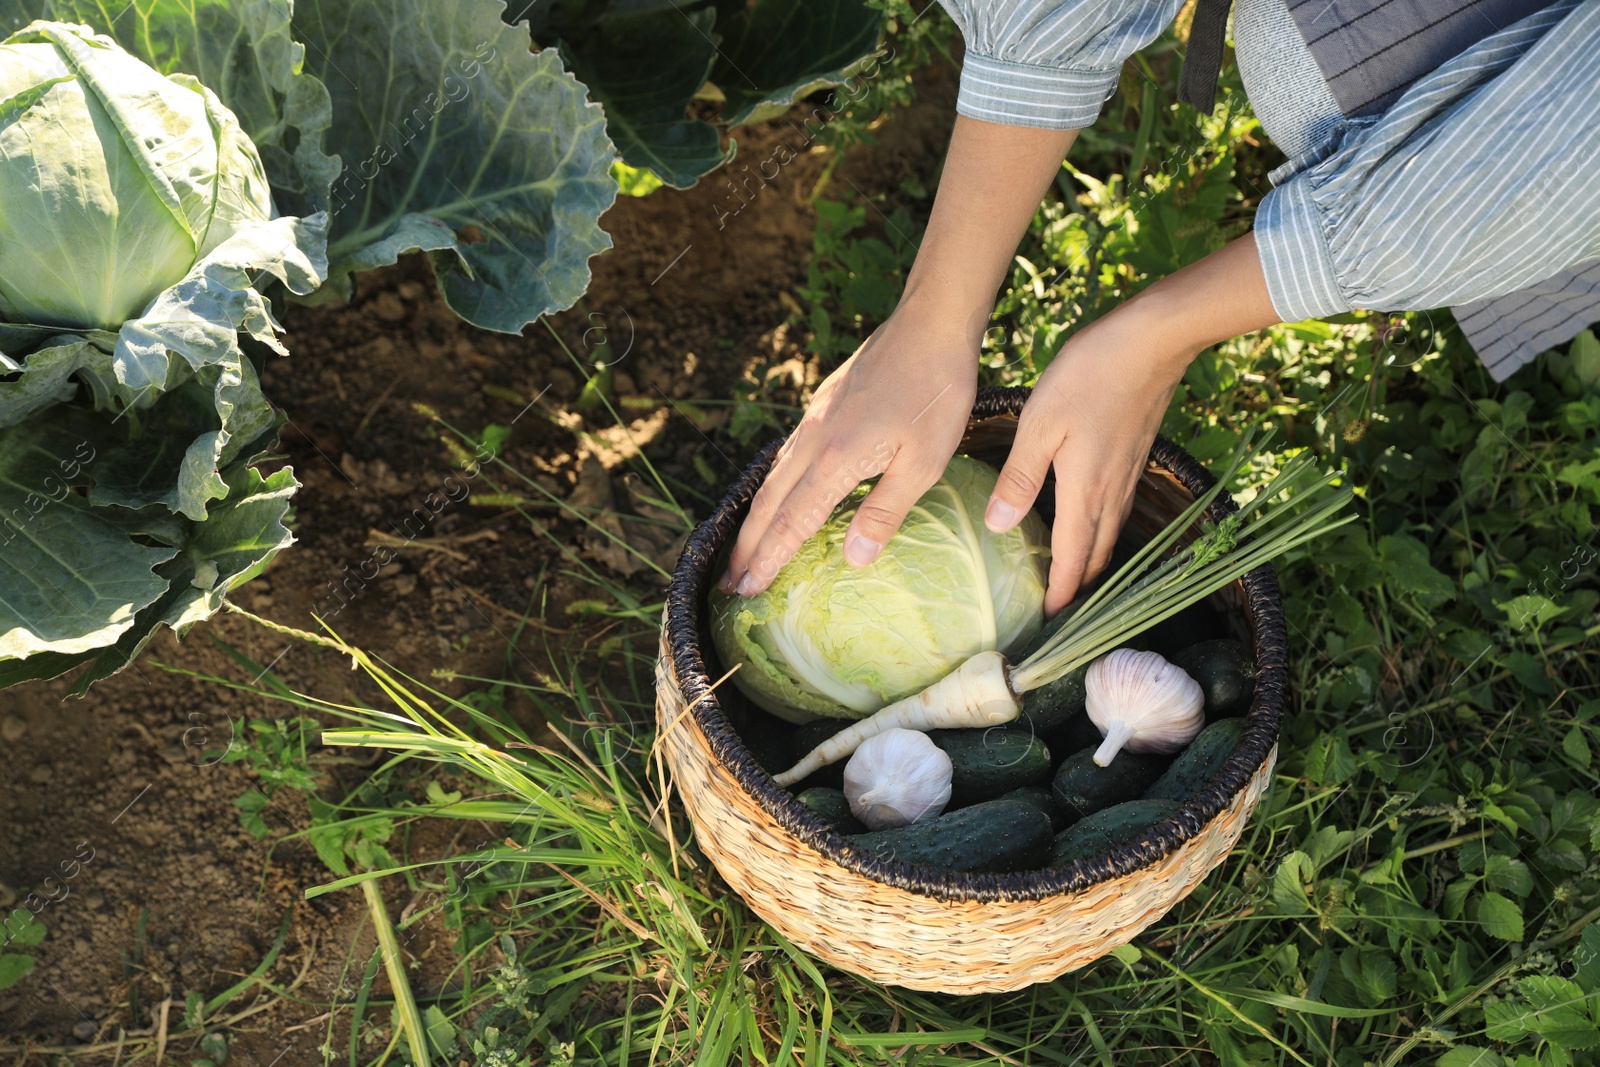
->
<box><xmin>844</xmin><ymin>533</ymin><xmax>882</xmax><ymax>567</ymax></box>
<box><xmin>735</xmin><ymin>572</ymin><xmax>756</xmax><ymax>597</ymax></box>
<box><xmin>985</xmin><ymin>498</ymin><xmax>1019</xmax><ymax>532</ymax></box>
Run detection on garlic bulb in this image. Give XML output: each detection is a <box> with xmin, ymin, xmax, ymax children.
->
<box><xmin>842</xmin><ymin>728</ymin><xmax>953</xmax><ymax>830</ymax></box>
<box><xmin>1085</xmin><ymin>649</ymin><xmax>1204</xmax><ymax>766</ymax></box>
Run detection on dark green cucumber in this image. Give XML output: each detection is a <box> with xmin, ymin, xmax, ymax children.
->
<box><xmin>930</xmin><ymin>726</ymin><xmax>1051</xmax><ymax>806</ymax></box>
<box><xmin>795</xmin><ymin>787</ymin><xmax>867</xmax><ymax>835</ymax></box>
<box><xmin>1010</xmin><ymin>785</ymin><xmax>1072</xmax><ymax>832</ymax></box>
<box><xmin>1049</xmin><ymin>799</ymin><xmax>1180</xmax><ymax>866</ymax></box>
<box><xmin>1170</xmin><ymin>639</ymin><xmax>1257</xmax><ymax>719</ymax></box>
<box><xmin>1051</xmin><ymin>747</ymin><xmax>1170</xmax><ymax>823</ymax></box>
<box><xmin>1019</xmin><ymin>663</ymin><xmax>1088</xmax><ymax>734</ymax></box>
<box><xmin>1042</xmin><ymin>712</ymin><xmax>1104</xmax><ymax>761</ymax></box>
<box><xmin>1143</xmin><ymin>717</ymin><xmax>1250</xmax><ymax>802</ymax></box>
<box><xmin>850</xmin><ymin>797</ymin><xmax>1053</xmax><ymax>873</ymax></box>
<box><xmin>1015</xmin><ymin>600</ymin><xmax>1072</xmax><ymax>660</ymax></box>
<box><xmin>1012</xmin><ymin>608</ymin><xmax>1088</xmax><ymax>733</ymax></box>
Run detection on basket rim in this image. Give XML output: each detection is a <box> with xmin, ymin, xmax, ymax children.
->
<box><xmin>663</xmin><ymin>386</ymin><xmax>1289</xmax><ymax>903</ymax></box>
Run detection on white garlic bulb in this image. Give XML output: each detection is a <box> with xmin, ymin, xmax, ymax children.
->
<box><xmin>1085</xmin><ymin>648</ymin><xmax>1205</xmax><ymax>766</ymax></box>
<box><xmin>842</xmin><ymin>728</ymin><xmax>953</xmax><ymax>830</ymax></box>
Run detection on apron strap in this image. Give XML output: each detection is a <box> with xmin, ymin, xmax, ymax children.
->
<box><xmin>1178</xmin><ymin>0</ymin><xmax>1236</xmax><ymax>112</ymax></box>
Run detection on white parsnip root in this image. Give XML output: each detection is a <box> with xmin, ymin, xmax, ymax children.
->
<box><xmin>772</xmin><ymin>651</ymin><xmax>1020</xmax><ymax>787</ymax></box>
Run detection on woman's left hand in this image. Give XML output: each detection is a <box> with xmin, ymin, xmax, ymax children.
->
<box><xmin>984</xmin><ymin>232</ymin><xmax>1284</xmax><ymax>615</ymax></box>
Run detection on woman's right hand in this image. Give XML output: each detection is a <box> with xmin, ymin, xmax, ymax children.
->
<box><xmin>717</xmin><ymin>298</ymin><xmax>978</xmax><ymax>596</ymax></box>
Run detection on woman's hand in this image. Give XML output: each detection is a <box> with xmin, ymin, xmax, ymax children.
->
<box><xmin>986</xmin><ymin>305</ymin><xmax>1187</xmax><ymax>615</ymax></box>
<box><xmin>720</xmin><ymin>116</ymin><xmax>1079</xmax><ymax>597</ymax></box>
<box><xmin>718</xmin><ymin>300</ymin><xmax>977</xmax><ymax>595</ymax></box>
<box><xmin>984</xmin><ymin>233</ymin><xmax>1283</xmax><ymax>614</ymax></box>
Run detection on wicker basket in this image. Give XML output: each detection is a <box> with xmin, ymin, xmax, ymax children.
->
<box><xmin>654</xmin><ymin>387</ymin><xmax>1286</xmax><ymax>994</ymax></box>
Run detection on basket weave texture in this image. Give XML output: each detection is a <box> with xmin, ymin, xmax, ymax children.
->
<box><xmin>653</xmin><ymin>388</ymin><xmax>1287</xmax><ymax>993</ymax></box>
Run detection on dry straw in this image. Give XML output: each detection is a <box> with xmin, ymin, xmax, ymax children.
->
<box><xmin>654</xmin><ymin>388</ymin><xmax>1287</xmax><ymax>993</ymax></box>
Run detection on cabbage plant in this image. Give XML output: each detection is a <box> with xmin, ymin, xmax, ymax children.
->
<box><xmin>0</xmin><ymin>0</ymin><xmax>891</xmax><ymax>694</ymax></box>
<box><xmin>3</xmin><ymin>0</ymin><xmax>888</xmax><ymax>332</ymax></box>
<box><xmin>0</xmin><ymin>21</ymin><xmax>325</xmax><ymax>693</ymax></box>
<box><xmin>712</xmin><ymin>455</ymin><xmax>1049</xmax><ymax>722</ymax></box>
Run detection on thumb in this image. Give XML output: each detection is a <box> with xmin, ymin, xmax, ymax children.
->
<box><xmin>986</xmin><ymin>422</ymin><xmax>1056</xmax><ymax>534</ymax></box>
<box><xmin>843</xmin><ymin>456</ymin><xmax>942</xmax><ymax>567</ymax></box>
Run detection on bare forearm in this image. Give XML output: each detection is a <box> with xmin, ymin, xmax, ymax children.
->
<box><xmin>985</xmin><ymin>232</ymin><xmax>1284</xmax><ymax>612</ymax></box>
<box><xmin>1092</xmin><ymin>232</ymin><xmax>1282</xmax><ymax>377</ymax></box>
<box><xmin>900</xmin><ymin>116</ymin><xmax>1078</xmax><ymax>343</ymax></box>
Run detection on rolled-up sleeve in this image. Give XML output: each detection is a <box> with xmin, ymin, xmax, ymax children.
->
<box><xmin>935</xmin><ymin>0</ymin><xmax>1184</xmax><ymax>129</ymax></box>
<box><xmin>1255</xmin><ymin>0</ymin><xmax>1600</xmax><ymax>323</ymax></box>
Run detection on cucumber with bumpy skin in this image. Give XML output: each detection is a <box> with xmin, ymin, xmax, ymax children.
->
<box><xmin>1170</xmin><ymin>639</ymin><xmax>1256</xmax><ymax>719</ymax></box>
<box><xmin>1019</xmin><ymin>663</ymin><xmax>1088</xmax><ymax>734</ymax></box>
<box><xmin>1049</xmin><ymin>799</ymin><xmax>1180</xmax><ymax>866</ymax></box>
<box><xmin>930</xmin><ymin>726</ymin><xmax>1051</xmax><ymax>806</ymax></box>
<box><xmin>795</xmin><ymin>787</ymin><xmax>867</xmax><ymax>834</ymax></box>
<box><xmin>1012</xmin><ymin>609</ymin><xmax>1096</xmax><ymax>733</ymax></box>
<box><xmin>1043</xmin><ymin>711</ymin><xmax>1104</xmax><ymax>761</ymax></box>
<box><xmin>1143</xmin><ymin>717</ymin><xmax>1250</xmax><ymax>802</ymax></box>
<box><xmin>850</xmin><ymin>796</ymin><xmax>1053</xmax><ymax>873</ymax></box>
<box><xmin>1051</xmin><ymin>747</ymin><xmax>1169</xmax><ymax>823</ymax></box>
<box><xmin>1010</xmin><ymin>785</ymin><xmax>1071</xmax><ymax>832</ymax></box>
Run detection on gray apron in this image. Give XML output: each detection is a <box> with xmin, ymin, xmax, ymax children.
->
<box><xmin>1180</xmin><ymin>0</ymin><xmax>1590</xmax><ymax>381</ymax></box>
<box><xmin>1181</xmin><ymin>0</ymin><xmax>1556</xmax><ymax>114</ymax></box>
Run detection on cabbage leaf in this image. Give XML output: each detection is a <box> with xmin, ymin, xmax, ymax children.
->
<box><xmin>296</xmin><ymin>0</ymin><xmax>618</xmax><ymax>333</ymax></box>
<box><xmin>0</xmin><ymin>460</ymin><xmax>298</xmax><ymax>694</ymax></box>
<box><xmin>523</xmin><ymin>0</ymin><xmax>885</xmax><ymax>188</ymax></box>
<box><xmin>710</xmin><ymin>0</ymin><xmax>885</xmax><ymax>128</ymax></box>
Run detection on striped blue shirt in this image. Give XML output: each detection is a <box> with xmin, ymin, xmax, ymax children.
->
<box><xmin>934</xmin><ymin>0</ymin><xmax>1600</xmax><ymax>379</ymax></box>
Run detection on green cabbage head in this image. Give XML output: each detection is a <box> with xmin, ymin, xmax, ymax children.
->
<box><xmin>0</xmin><ymin>22</ymin><xmax>273</xmax><ymax>331</ymax></box>
<box><xmin>712</xmin><ymin>454</ymin><xmax>1049</xmax><ymax>722</ymax></box>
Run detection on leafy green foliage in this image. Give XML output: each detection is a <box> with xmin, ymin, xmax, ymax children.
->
<box><xmin>795</xmin><ymin>197</ymin><xmax>920</xmax><ymax>363</ymax></box>
<box><xmin>298</xmin><ymin>0</ymin><xmax>619</xmax><ymax>333</ymax></box>
<box><xmin>0</xmin><ymin>909</ymin><xmax>45</xmax><ymax>990</ymax></box>
<box><xmin>527</xmin><ymin>1</ymin><xmax>731</xmax><ymax>188</ymax></box>
<box><xmin>0</xmin><ymin>459</ymin><xmax>298</xmax><ymax>694</ymax></box>
<box><xmin>221</xmin><ymin>716</ymin><xmax>320</xmax><ymax>839</ymax></box>
<box><xmin>805</xmin><ymin>0</ymin><xmax>957</xmax><ymax>157</ymax></box>
<box><xmin>525</xmin><ymin>0</ymin><xmax>884</xmax><ymax>187</ymax></box>
<box><xmin>10</xmin><ymin>0</ymin><xmax>621</xmax><ymax>334</ymax></box>
<box><xmin>710</xmin><ymin>0</ymin><xmax>885</xmax><ymax>127</ymax></box>
<box><xmin>222</xmin><ymin>717</ymin><xmax>321</xmax><ymax>795</ymax></box>
<box><xmin>983</xmin><ymin>85</ymin><xmax>1257</xmax><ymax>379</ymax></box>
<box><xmin>0</xmin><ymin>211</ymin><xmax>317</xmax><ymax>690</ymax></box>
<box><xmin>0</xmin><ymin>0</ymin><xmax>626</xmax><ymax>691</ymax></box>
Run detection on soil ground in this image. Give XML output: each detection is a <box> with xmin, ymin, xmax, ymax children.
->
<box><xmin>0</xmin><ymin>70</ymin><xmax>957</xmax><ymax>1064</ymax></box>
